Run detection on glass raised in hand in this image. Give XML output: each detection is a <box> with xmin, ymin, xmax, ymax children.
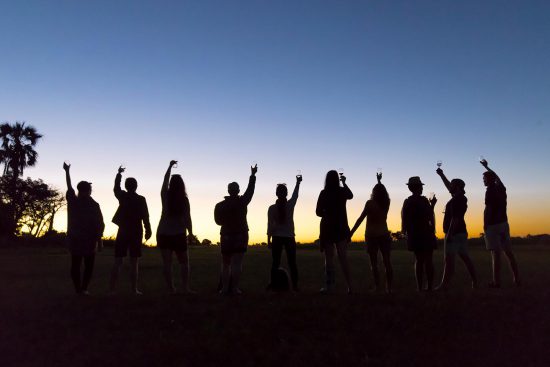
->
<box><xmin>436</xmin><ymin>160</ymin><xmax>443</xmax><ymax>168</ymax></box>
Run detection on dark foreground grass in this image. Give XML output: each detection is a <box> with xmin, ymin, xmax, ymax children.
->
<box><xmin>1</xmin><ymin>244</ymin><xmax>549</xmax><ymax>367</ymax></box>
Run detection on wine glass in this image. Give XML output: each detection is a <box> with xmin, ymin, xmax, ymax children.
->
<box><xmin>64</xmin><ymin>160</ymin><xmax>71</xmax><ymax>167</ymax></box>
<box><xmin>338</xmin><ymin>167</ymin><xmax>344</xmax><ymax>176</ymax></box>
<box><xmin>436</xmin><ymin>160</ymin><xmax>443</xmax><ymax>168</ymax></box>
<box><xmin>172</xmin><ymin>161</ymin><xmax>178</xmax><ymax>169</ymax></box>
<box><xmin>296</xmin><ymin>169</ymin><xmax>302</xmax><ymax>178</ymax></box>
<box><xmin>376</xmin><ymin>167</ymin><xmax>383</xmax><ymax>175</ymax></box>
<box><xmin>479</xmin><ymin>155</ymin><xmax>487</xmax><ymax>165</ymax></box>
<box><xmin>429</xmin><ymin>192</ymin><xmax>436</xmax><ymax>201</ymax></box>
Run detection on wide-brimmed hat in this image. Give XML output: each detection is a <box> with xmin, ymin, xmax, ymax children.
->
<box><xmin>406</xmin><ymin>176</ymin><xmax>424</xmax><ymax>186</ymax></box>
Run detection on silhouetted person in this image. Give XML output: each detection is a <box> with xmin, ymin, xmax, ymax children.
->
<box><xmin>267</xmin><ymin>174</ymin><xmax>302</xmax><ymax>291</ymax></box>
<box><xmin>350</xmin><ymin>173</ymin><xmax>393</xmax><ymax>293</ymax></box>
<box><xmin>316</xmin><ymin>170</ymin><xmax>353</xmax><ymax>293</ymax></box>
<box><xmin>481</xmin><ymin>160</ymin><xmax>520</xmax><ymax>287</ymax></box>
<box><xmin>401</xmin><ymin>177</ymin><xmax>437</xmax><ymax>291</ymax></box>
<box><xmin>435</xmin><ymin>168</ymin><xmax>477</xmax><ymax>290</ymax></box>
<box><xmin>214</xmin><ymin>164</ymin><xmax>257</xmax><ymax>295</ymax></box>
<box><xmin>109</xmin><ymin>166</ymin><xmax>152</xmax><ymax>295</ymax></box>
<box><xmin>157</xmin><ymin>160</ymin><xmax>194</xmax><ymax>294</ymax></box>
<box><xmin>63</xmin><ymin>162</ymin><xmax>104</xmax><ymax>295</ymax></box>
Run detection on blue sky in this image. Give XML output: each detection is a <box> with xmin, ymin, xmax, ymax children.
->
<box><xmin>1</xmin><ymin>0</ymin><xmax>549</xmax><ymax>242</ymax></box>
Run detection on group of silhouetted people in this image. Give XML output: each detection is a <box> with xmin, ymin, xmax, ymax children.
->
<box><xmin>63</xmin><ymin>159</ymin><xmax>519</xmax><ymax>296</ymax></box>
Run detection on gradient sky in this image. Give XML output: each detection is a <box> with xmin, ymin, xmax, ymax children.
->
<box><xmin>1</xmin><ymin>0</ymin><xmax>549</xmax><ymax>243</ymax></box>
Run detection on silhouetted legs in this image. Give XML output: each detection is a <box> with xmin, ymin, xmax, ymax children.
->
<box><xmin>109</xmin><ymin>257</ymin><xmax>141</xmax><ymax>295</ymax></box>
<box><xmin>459</xmin><ymin>253</ymin><xmax>478</xmax><ymax>288</ymax></box>
<box><xmin>322</xmin><ymin>240</ymin><xmax>352</xmax><ymax>293</ymax></box>
<box><xmin>221</xmin><ymin>253</ymin><xmax>245</xmax><ymax>294</ymax></box>
<box><xmin>271</xmin><ymin>237</ymin><xmax>298</xmax><ymax>290</ymax></box>
<box><xmin>161</xmin><ymin>249</ymin><xmax>191</xmax><ymax>293</ymax></box>
<box><xmin>414</xmin><ymin>250</ymin><xmax>434</xmax><ymax>291</ymax></box>
<box><xmin>490</xmin><ymin>249</ymin><xmax>520</xmax><ymax>287</ymax></box>
<box><xmin>368</xmin><ymin>249</ymin><xmax>393</xmax><ymax>293</ymax></box>
<box><xmin>71</xmin><ymin>255</ymin><xmax>95</xmax><ymax>294</ymax></box>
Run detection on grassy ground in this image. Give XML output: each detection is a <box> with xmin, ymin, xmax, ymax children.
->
<box><xmin>1</xmin><ymin>244</ymin><xmax>549</xmax><ymax>367</ymax></box>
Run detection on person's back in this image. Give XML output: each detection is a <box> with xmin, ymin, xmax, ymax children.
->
<box><xmin>484</xmin><ymin>183</ymin><xmax>507</xmax><ymax>227</ymax></box>
<box><xmin>267</xmin><ymin>190</ymin><xmax>298</xmax><ymax>238</ymax></box>
<box><xmin>402</xmin><ymin>195</ymin><xmax>434</xmax><ymax>238</ymax></box>
<box><xmin>67</xmin><ymin>190</ymin><xmax>104</xmax><ymax>241</ymax></box>
<box><xmin>365</xmin><ymin>199</ymin><xmax>389</xmax><ymax>238</ymax></box>
<box><xmin>113</xmin><ymin>191</ymin><xmax>148</xmax><ymax>230</ymax></box>
<box><xmin>443</xmin><ymin>194</ymin><xmax>467</xmax><ymax>236</ymax></box>
<box><xmin>317</xmin><ymin>186</ymin><xmax>353</xmax><ymax>238</ymax></box>
<box><xmin>215</xmin><ymin>195</ymin><xmax>249</xmax><ymax>234</ymax></box>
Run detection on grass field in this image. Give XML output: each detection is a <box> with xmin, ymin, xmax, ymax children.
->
<box><xmin>1</xmin><ymin>244</ymin><xmax>549</xmax><ymax>367</ymax></box>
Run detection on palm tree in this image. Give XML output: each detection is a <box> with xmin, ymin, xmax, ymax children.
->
<box><xmin>0</xmin><ymin>121</ymin><xmax>43</xmax><ymax>179</ymax></box>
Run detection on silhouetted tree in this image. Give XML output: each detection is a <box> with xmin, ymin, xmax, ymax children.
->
<box><xmin>0</xmin><ymin>176</ymin><xmax>63</xmax><ymax>236</ymax></box>
<box><xmin>201</xmin><ymin>238</ymin><xmax>212</xmax><ymax>246</ymax></box>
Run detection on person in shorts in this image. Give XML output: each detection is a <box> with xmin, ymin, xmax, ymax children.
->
<box><xmin>214</xmin><ymin>164</ymin><xmax>257</xmax><ymax>295</ymax></box>
<box><xmin>316</xmin><ymin>170</ymin><xmax>354</xmax><ymax>294</ymax></box>
<box><xmin>157</xmin><ymin>160</ymin><xmax>194</xmax><ymax>294</ymax></box>
<box><xmin>63</xmin><ymin>162</ymin><xmax>104</xmax><ymax>295</ymax></box>
<box><xmin>481</xmin><ymin>159</ymin><xmax>519</xmax><ymax>287</ymax></box>
<box><xmin>435</xmin><ymin>167</ymin><xmax>477</xmax><ymax>290</ymax></box>
<box><xmin>401</xmin><ymin>176</ymin><xmax>437</xmax><ymax>291</ymax></box>
<box><xmin>350</xmin><ymin>172</ymin><xmax>393</xmax><ymax>293</ymax></box>
<box><xmin>109</xmin><ymin>165</ymin><xmax>152</xmax><ymax>295</ymax></box>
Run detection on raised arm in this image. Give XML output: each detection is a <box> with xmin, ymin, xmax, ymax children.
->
<box><xmin>289</xmin><ymin>175</ymin><xmax>302</xmax><ymax>203</ymax></box>
<box><xmin>114</xmin><ymin>166</ymin><xmax>125</xmax><ymax>199</ymax></box>
<box><xmin>436</xmin><ymin>168</ymin><xmax>452</xmax><ymax>193</ymax></box>
<box><xmin>162</xmin><ymin>160</ymin><xmax>177</xmax><ymax>194</ymax></box>
<box><xmin>63</xmin><ymin>162</ymin><xmax>73</xmax><ymax>191</ymax></box>
<box><xmin>481</xmin><ymin>160</ymin><xmax>504</xmax><ymax>186</ymax></box>
<box><xmin>242</xmin><ymin>164</ymin><xmax>258</xmax><ymax>205</ymax></box>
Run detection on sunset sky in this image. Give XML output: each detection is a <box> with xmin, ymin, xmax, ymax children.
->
<box><xmin>1</xmin><ymin>0</ymin><xmax>549</xmax><ymax>243</ymax></box>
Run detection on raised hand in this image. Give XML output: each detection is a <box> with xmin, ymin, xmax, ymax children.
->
<box><xmin>251</xmin><ymin>164</ymin><xmax>258</xmax><ymax>176</ymax></box>
<box><xmin>340</xmin><ymin>174</ymin><xmax>347</xmax><ymax>184</ymax></box>
<box><xmin>436</xmin><ymin>167</ymin><xmax>443</xmax><ymax>175</ymax></box>
<box><xmin>429</xmin><ymin>195</ymin><xmax>438</xmax><ymax>207</ymax></box>
<box><xmin>376</xmin><ymin>172</ymin><xmax>382</xmax><ymax>183</ymax></box>
<box><xmin>118</xmin><ymin>165</ymin><xmax>126</xmax><ymax>174</ymax></box>
<box><xmin>480</xmin><ymin>159</ymin><xmax>489</xmax><ymax>169</ymax></box>
<box><xmin>296</xmin><ymin>174</ymin><xmax>303</xmax><ymax>183</ymax></box>
<box><xmin>170</xmin><ymin>160</ymin><xmax>178</xmax><ymax>167</ymax></box>
<box><xmin>63</xmin><ymin>162</ymin><xmax>71</xmax><ymax>171</ymax></box>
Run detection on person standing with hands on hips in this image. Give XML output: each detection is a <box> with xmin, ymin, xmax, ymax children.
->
<box><xmin>109</xmin><ymin>165</ymin><xmax>152</xmax><ymax>295</ymax></box>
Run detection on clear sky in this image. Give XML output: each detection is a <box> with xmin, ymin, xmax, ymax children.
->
<box><xmin>1</xmin><ymin>0</ymin><xmax>549</xmax><ymax>243</ymax></box>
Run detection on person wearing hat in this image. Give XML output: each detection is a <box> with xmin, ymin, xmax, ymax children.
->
<box><xmin>63</xmin><ymin>162</ymin><xmax>105</xmax><ymax>295</ymax></box>
<box><xmin>435</xmin><ymin>168</ymin><xmax>477</xmax><ymax>290</ymax></box>
<box><xmin>214</xmin><ymin>164</ymin><xmax>258</xmax><ymax>295</ymax></box>
<box><xmin>401</xmin><ymin>176</ymin><xmax>437</xmax><ymax>291</ymax></box>
<box><xmin>109</xmin><ymin>165</ymin><xmax>152</xmax><ymax>295</ymax></box>
<box><xmin>480</xmin><ymin>160</ymin><xmax>519</xmax><ymax>288</ymax></box>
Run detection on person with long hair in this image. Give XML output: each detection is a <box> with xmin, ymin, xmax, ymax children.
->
<box><xmin>157</xmin><ymin>160</ymin><xmax>194</xmax><ymax>293</ymax></box>
<box><xmin>350</xmin><ymin>172</ymin><xmax>393</xmax><ymax>293</ymax></box>
<box><xmin>316</xmin><ymin>170</ymin><xmax>354</xmax><ymax>293</ymax></box>
<box><xmin>63</xmin><ymin>162</ymin><xmax>104</xmax><ymax>295</ymax></box>
<box><xmin>401</xmin><ymin>176</ymin><xmax>437</xmax><ymax>291</ymax></box>
<box><xmin>267</xmin><ymin>174</ymin><xmax>302</xmax><ymax>291</ymax></box>
<box><xmin>435</xmin><ymin>167</ymin><xmax>477</xmax><ymax>290</ymax></box>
